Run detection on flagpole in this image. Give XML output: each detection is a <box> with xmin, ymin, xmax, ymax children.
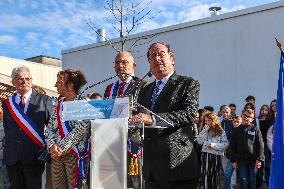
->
<box><xmin>269</xmin><ymin>37</ymin><xmax>284</xmax><ymax>189</ymax></box>
<box><xmin>275</xmin><ymin>37</ymin><xmax>284</xmax><ymax>52</ymax></box>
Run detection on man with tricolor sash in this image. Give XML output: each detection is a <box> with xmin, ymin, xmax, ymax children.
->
<box><xmin>2</xmin><ymin>66</ymin><xmax>52</xmax><ymax>189</ymax></box>
<box><xmin>104</xmin><ymin>51</ymin><xmax>147</xmax><ymax>189</ymax></box>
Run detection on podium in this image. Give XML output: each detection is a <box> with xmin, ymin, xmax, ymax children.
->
<box><xmin>62</xmin><ymin>97</ymin><xmax>171</xmax><ymax>189</ymax></box>
<box><xmin>90</xmin><ymin>118</ymin><xmax>128</xmax><ymax>189</ymax></box>
<box><xmin>62</xmin><ymin>97</ymin><xmax>130</xmax><ymax>189</ymax></box>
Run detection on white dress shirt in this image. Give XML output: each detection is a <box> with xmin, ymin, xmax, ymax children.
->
<box><xmin>15</xmin><ymin>90</ymin><xmax>32</xmax><ymax>113</ymax></box>
<box><xmin>121</xmin><ymin>76</ymin><xmax>133</xmax><ymax>94</ymax></box>
<box><xmin>154</xmin><ymin>71</ymin><xmax>174</xmax><ymax>96</ymax></box>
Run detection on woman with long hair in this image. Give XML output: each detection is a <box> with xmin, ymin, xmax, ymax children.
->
<box><xmin>197</xmin><ymin>112</ymin><xmax>228</xmax><ymax>189</ymax></box>
<box><xmin>269</xmin><ymin>99</ymin><xmax>277</xmax><ymax>125</ymax></box>
<box><xmin>256</xmin><ymin>104</ymin><xmax>272</xmax><ymax>188</ymax></box>
<box><xmin>0</xmin><ymin>102</ymin><xmax>10</xmax><ymax>188</ymax></box>
<box><xmin>198</xmin><ymin>109</ymin><xmax>212</xmax><ymax>132</ymax></box>
<box><xmin>45</xmin><ymin>69</ymin><xmax>91</xmax><ymax>189</ymax></box>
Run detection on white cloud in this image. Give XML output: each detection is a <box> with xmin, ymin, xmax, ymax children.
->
<box><xmin>0</xmin><ymin>35</ymin><xmax>16</xmax><ymax>44</ymax></box>
<box><xmin>176</xmin><ymin>4</ymin><xmax>212</xmax><ymax>23</ymax></box>
<box><xmin>0</xmin><ymin>0</ymin><xmax>251</xmax><ymax>59</ymax></box>
<box><xmin>150</xmin><ymin>1</ymin><xmax>247</xmax><ymax>28</ymax></box>
<box><xmin>30</xmin><ymin>1</ymin><xmax>39</xmax><ymax>9</ymax></box>
<box><xmin>221</xmin><ymin>5</ymin><xmax>246</xmax><ymax>13</ymax></box>
<box><xmin>137</xmin><ymin>20</ymin><xmax>162</xmax><ymax>33</ymax></box>
<box><xmin>25</xmin><ymin>32</ymin><xmax>38</xmax><ymax>41</ymax></box>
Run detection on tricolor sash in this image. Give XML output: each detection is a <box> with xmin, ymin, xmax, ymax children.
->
<box><xmin>5</xmin><ymin>95</ymin><xmax>45</xmax><ymax>148</ymax></box>
<box><xmin>56</xmin><ymin>99</ymin><xmax>91</xmax><ymax>188</ymax></box>
<box><xmin>105</xmin><ymin>80</ymin><xmax>120</xmax><ymax>98</ymax></box>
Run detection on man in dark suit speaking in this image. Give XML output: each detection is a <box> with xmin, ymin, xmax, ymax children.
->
<box><xmin>2</xmin><ymin>66</ymin><xmax>52</xmax><ymax>189</ymax></box>
<box><xmin>132</xmin><ymin>42</ymin><xmax>201</xmax><ymax>189</ymax></box>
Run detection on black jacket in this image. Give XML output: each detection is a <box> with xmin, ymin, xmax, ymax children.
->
<box><xmin>136</xmin><ymin>72</ymin><xmax>201</xmax><ymax>181</ymax></box>
<box><xmin>221</xmin><ymin>119</ymin><xmax>234</xmax><ymax>159</ymax></box>
<box><xmin>2</xmin><ymin>92</ymin><xmax>52</xmax><ymax>166</ymax></box>
<box><xmin>231</xmin><ymin>124</ymin><xmax>264</xmax><ymax>164</ymax></box>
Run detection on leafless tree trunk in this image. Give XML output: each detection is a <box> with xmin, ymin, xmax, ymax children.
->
<box><xmin>87</xmin><ymin>0</ymin><xmax>159</xmax><ymax>52</ymax></box>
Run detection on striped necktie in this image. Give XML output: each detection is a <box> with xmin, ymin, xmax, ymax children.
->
<box><xmin>151</xmin><ymin>80</ymin><xmax>162</xmax><ymax>110</ymax></box>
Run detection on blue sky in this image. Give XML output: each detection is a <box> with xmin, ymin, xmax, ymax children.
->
<box><xmin>0</xmin><ymin>0</ymin><xmax>278</xmax><ymax>60</ymax></box>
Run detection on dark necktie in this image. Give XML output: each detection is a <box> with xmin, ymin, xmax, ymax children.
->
<box><xmin>151</xmin><ymin>80</ymin><xmax>162</xmax><ymax>110</ymax></box>
<box><xmin>118</xmin><ymin>82</ymin><xmax>126</xmax><ymax>96</ymax></box>
<box><xmin>20</xmin><ymin>95</ymin><xmax>25</xmax><ymax>110</ymax></box>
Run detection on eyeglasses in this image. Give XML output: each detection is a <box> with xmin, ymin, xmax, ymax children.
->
<box><xmin>149</xmin><ymin>51</ymin><xmax>167</xmax><ymax>60</ymax></box>
<box><xmin>17</xmin><ymin>77</ymin><xmax>32</xmax><ymax>82</ymax></box>
<box><xmin>114</xmin><ymin>60</ymin><xmax>131</xmax><ymax>65</ymax></box>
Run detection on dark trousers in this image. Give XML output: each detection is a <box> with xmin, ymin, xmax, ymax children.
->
<box><xmin>6</xmin><ymin>161</ymin><xmax>45</xmax><ymax>189</ymax></box>
<box><xmin>238</xmin><ymin>163</ymin><xmax>257</xmax><ymax>189</ymax></box>
<box><xmin>145</xmin><ymin>175</ymin><xmax>198</xmax><ymax>189</ymax></box>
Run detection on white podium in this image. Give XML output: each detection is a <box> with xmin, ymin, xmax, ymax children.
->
<box><xmin>90</xmin><ymin>118</ymin><xmax>128</xmax><ymax>189</ymax></box>
<box><xmin>62</xmin><ymin>97</ymin><xmax>130</xmax><ymax>189</ymax></box>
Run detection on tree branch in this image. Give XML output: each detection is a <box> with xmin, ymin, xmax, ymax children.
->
<box><xmin>87</xmin><ymin>18</ymin><xmax>120</xmax><ymax>52</ymax></box>
<box><xmin>87</xmin><ymin>0</ymin><xmax>160</xmax><ymax>53</ymax></box>
<box><xmin>129</xmin><ymin>34</ymin><xmax>158</xmax><ymax>51</ymax></box>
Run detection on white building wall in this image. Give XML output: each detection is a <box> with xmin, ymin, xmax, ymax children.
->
<box><xmin>0</xmin><ymin>56</ymin><xmax>61</xmax><ymax>96</ymax></box>
<box><xmin>62</xmin><ymin>1</ymin><xmax>284</xmax><ymax>113</ymax></box>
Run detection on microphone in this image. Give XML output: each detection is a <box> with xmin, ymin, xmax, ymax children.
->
<box><xmin>134</xmin><ymin>103</ymin><xmax>174</xmax><ymax>127</ymax></box>
<box><xmin>123</xmin><ymin>70</ymin><xmax>151</xmax><ymax>104</ymax></box>
<box><xmin>132</xmin><ymin>70</ymin><xmax>174</xmax><ymax>127</ymax></box>
<box><xmin>143</xmin><ymin>70</ymin><xmax>152</xmax><ymax>79</ymax></box>
<box><xmin>78</xmin><ymin>74</ymin><xmax>118</xmax><ymax>99</ymax></box>
<box><xmin>124</xmin><ymin>71</ymin><xmax>174</xmax><ymax>127</ymax></box>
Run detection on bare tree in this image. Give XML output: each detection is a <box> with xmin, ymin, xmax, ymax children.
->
<box><xmin>87</xmin><ymin>0</ymin><xmax>159</xmax><ymax>52</ymax></box>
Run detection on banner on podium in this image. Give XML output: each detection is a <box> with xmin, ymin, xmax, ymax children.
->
<box><xmin>62</xmin><ymin>97</ymin><xmax>129</xmax><ymax>121</ymax></box>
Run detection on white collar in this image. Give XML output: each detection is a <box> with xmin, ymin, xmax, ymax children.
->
<box><xmin>156</xmin><ymin>71</ymin><xmax>174</xmax><ymax>84</ymax></box>
<box><xmin>16</xmin><ymin>89</ymin><xmax>32</xmax><ymax>99</ymax></box>
<box><xmin>121</xmin><ymin>76</ymin><xmax>133</xmax><ymax>84</ymax></box>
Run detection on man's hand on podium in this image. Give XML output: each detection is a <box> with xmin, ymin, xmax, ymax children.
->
<box><xmin>131</xmin><ymin>113</ymin><xmax>153</xmax><ymax>126</ymax></box>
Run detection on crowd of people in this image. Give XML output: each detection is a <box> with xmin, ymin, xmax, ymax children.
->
<box><xmin>195</xmin><ymin>96</ymin><xmax>276</xmax><ymax>189</ymax></box>
<box><xmin>0</xmin><ymin>41</ymin><xmax>277</xmax><ymax>189</ymax></box>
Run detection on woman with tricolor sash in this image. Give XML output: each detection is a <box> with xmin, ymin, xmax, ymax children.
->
<box><xmin>45</xmin><ymin>70</ymin><xmax>91</xmax><ymax>189</ymax></box>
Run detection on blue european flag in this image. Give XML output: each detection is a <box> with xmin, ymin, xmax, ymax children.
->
<box><xmin>269</xmin><ymin>51</ymin><xmax>284</xmax><ymax>189</ymax></box>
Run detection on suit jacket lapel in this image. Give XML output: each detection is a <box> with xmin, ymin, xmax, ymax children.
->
<box><xmin>145</xmin><ymin>82</ymin><xmax>155</xmax><ymax>109</ymax></box>
<box><xmin>26</xmin><ymin>91</ymin><xmax>37</xmax><ymax>117</ymax></box>
<box><xmin>124</xmin><ymin>78</ymin><xmax>136</xmax><ymax>96</ymax></box>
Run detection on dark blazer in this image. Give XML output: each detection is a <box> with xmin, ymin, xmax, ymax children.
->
<box><xmin>137</xmin><ymin>72</ymin><xmax>201</xmax><ymax>181</ymax></box>
<box><xmin>2</xmin><ymin>91</ymin><xmax>52</xmax><ymax>166</ymax></box>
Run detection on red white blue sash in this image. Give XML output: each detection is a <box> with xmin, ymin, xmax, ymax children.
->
<box><xmin>56</xmin><ymin>99</ymin><xmax>91</xmax><ymax>187</ymax></box>
<box><xmin>5</xmin><ymin>95</ymin><xmax>45</xmax><ymax>148</ymax></box>
<box><xmin>105</xmin><ymin>80</ymin><xmax>120</xmax><ymax>98</ymax></box>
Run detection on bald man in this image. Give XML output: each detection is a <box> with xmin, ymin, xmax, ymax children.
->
<box><xmin>104</xmin><ymin>51</ymin><xmax>146</xmax><ymax>99</ymax></box>
<box><xmin>104</xmin><ymin>51</ymin><xmax>147</xmax><ymax>189</ymax></box>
